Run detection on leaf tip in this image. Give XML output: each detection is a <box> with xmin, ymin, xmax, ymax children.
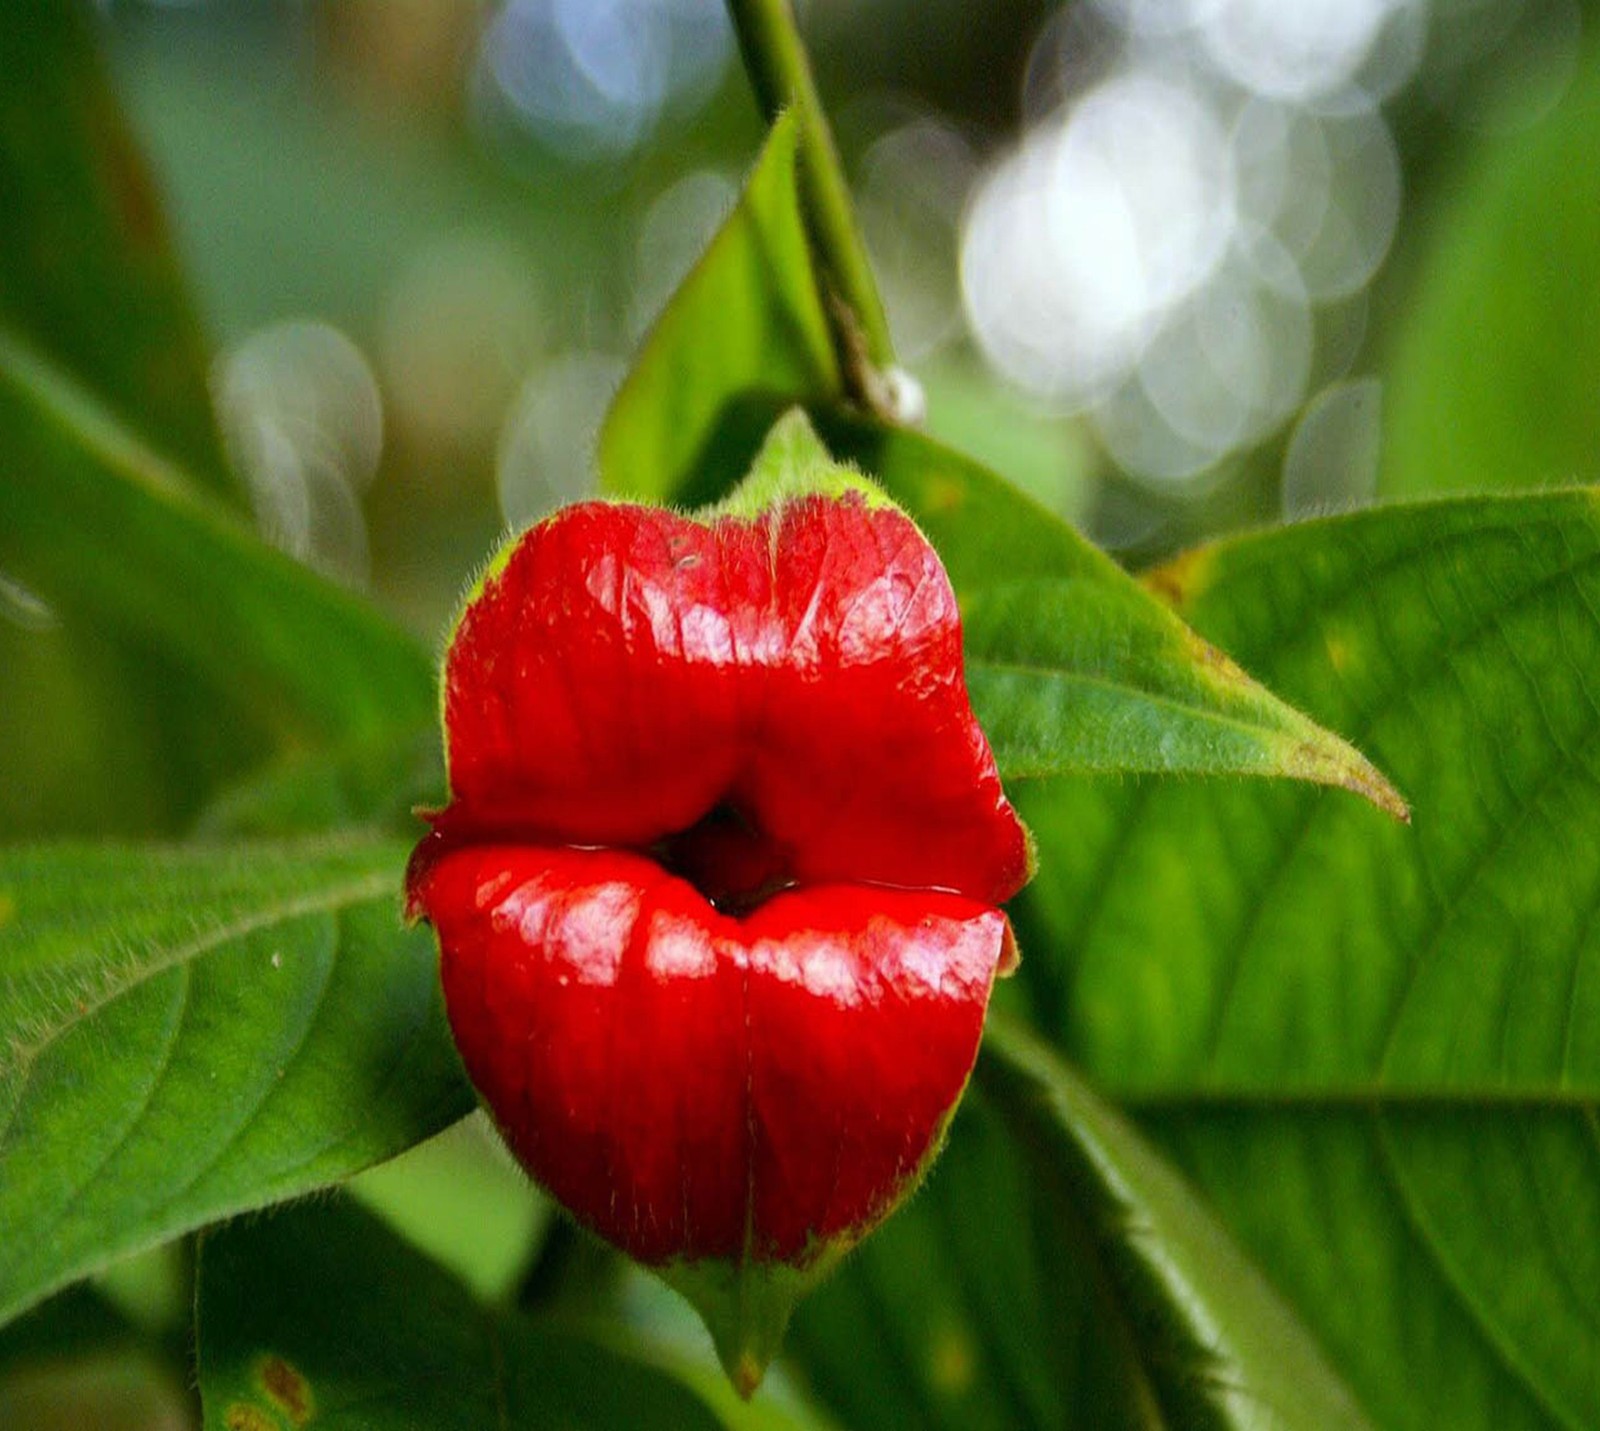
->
<box><xmin>660</xmin><ymin>1254</ymin><xmax>818</xmax><ymax>1400</ymax></box>
<box><xmin>1298</xmin><ymin>741</ymin><xmax>1410</xmax><ymax>823</ymax></box>
<box><xmin>711</xmin><ymin>408</ymin><xmax>894</xmax><ymax>520</ymax></box>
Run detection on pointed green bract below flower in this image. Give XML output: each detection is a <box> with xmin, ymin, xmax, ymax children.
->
<box><xmin>662</xmin><ymin>1253</ymin><xmax>841</xmax><ymax>1400</ymax></box>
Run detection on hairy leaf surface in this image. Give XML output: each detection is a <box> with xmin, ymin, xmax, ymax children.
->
<box><xmin>0</xmin><ymin>839</ymin><xmax>472</xmax><ymax>1327</ymax></box>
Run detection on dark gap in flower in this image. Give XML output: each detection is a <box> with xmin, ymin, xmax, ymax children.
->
<box><xmin>650</xmin><ymin>801</ymin><xmax>796</xmax><ymax>917</ymax></box>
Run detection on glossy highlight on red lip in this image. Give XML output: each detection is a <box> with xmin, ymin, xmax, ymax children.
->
<box><xmin>405</xmin><ymin>429</ymin><xmax>1030</xmax><ymax>1388</ymax></box>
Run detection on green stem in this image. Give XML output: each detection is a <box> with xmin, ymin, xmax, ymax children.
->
<box><xmin>724</xmin><ymin>0</ymin><xmax>898</xmax><ymax>406</ymax></box>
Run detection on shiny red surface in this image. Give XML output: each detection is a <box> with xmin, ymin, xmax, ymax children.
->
<box><xmin>410</xmin><ymin>492</ymin><xmax>1030</xmax><ymax>1270</ymax></box>
<box><xmin>415</xmin><ymin>844</ymin><xmax>1011</xmax><ymax>1264</ymax></box>
<box><xmin>438</xmin><ymin>496</ymin><xmax>1030</xmax><ymax>905</ymax></box>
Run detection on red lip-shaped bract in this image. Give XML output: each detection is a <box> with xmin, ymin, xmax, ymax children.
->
<box><xmin>406</xmin><ymin>435</ymin><xmax>1029</xmax><ymax>1390</ymax></box>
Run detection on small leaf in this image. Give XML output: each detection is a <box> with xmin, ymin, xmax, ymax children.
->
<box><xmin>599</xmin><ymin>113</ymin><xmax>841</xmax><ymax>509</ymax></box>
<box><xmin>963</xmin><ymin>579</ymin><xmax>1404</xmax><ymax>811</ymax></box>
<box><xmin>0</xmin><ymin>336</ymin><xmax>434</xmax><ymax>756</ymax></box>
<box><xmin>197</xmin><ymin>1196</ymin><xmax>758</xmax><ymax>1431</ymax></box>
<box><xmin>0</xmin><ymin>0</ymin><xmax>232</xmax><ymax>497</ymax></box>
<box><xmin>0</xmin><ymin>838</ymin><xmax>474</xmax><ymax>1328</ymax></box>
<box><xmin>1012</xmin><ymin>491</ymin><xmax>1600</xmax><ymax>1429</ymax></box>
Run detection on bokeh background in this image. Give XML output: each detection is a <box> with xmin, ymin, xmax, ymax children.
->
<box><xmin>7</xmin><ymin>0</ymin><xmax>1599</xmax><ymax>840</ymax></box>
<box><xmin>81</xmin><ymin>1</ymin><xmax>1600</xmax><ymax>590</ymax></box>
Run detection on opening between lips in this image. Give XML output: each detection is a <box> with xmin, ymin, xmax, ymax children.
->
<box><xmin>647</xmin><ymin>800</ymin><xmax>796</xmax><ymax>916</ymax></box>
<box><xmin>419</xmin><ymin>797</ymin><xmax>801</xmax><ymax>918</ymax></box>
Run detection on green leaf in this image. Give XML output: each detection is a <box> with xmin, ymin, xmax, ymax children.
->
<box><xmin>0</xmin><ymin>3</ymin><xmax>421</xmax><ymax>836</ymax></box>
<box><xmin>197</xmin><ymin>1196</ymin><xmax>747</xmax><ymax>1431</ymax></box>
<box><xmin>0</xmin><ymin>0</ymin><xmax>232</xmax><ymax>497</ymax></box>
<box><xmin>598</xmin><ymin>113</ymin><xmax>841</xmax><ymax>509</ymax></box>
<box><xmin>195</xmin><ymin>729</ymin><xmax>445</xmax><ymax>840</ymax></box>
<box><xmin>1012</xmin><ymin>491</ymin><xmax>1600</xmax><ymax>1429</ymax></box>
<box><xmin>0</xmin><ymin>616</ymin><xmax>233</xmax><ymax>837</ymax></box>
<box><xmin>786</xmin><ymin>1038</ymin><xmax>1367</xmax><ymax>1431</ymax></box>
<box><xmin>0</xmin><ymin>335</ymin><xmax>434</xmax><ymax>756</ymax></box>
<box><xmin>963</xmin><ymin>574</ymin><xmax>1402</xmax><ymax>809</ymax></box>
<box><xmin>0</xmin><ymin>838</ymin><xmax>473</xmax><ymax>1328</ymax></box>
<box><xmin>1381</xmin><ymin>43</ymin><xmax>1600</xmax><ymax>497</ymax></box>
<box><xmin>979</xmin><ymin>1016</ymin><xmax>1370</xmax><ymax>1429</ymax></box>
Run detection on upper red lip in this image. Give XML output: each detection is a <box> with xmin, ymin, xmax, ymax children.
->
<box><xmin>420</xmin><ymin>493</ymin><xmax>1030</xmax><ymax>910</ymax></box>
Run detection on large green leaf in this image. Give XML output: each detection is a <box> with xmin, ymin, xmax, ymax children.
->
<box><xmin>0</xmin><ymin>335</ymin><xmax>434</xmax><ymax>755</ymax></box>
<box><xmin>977</xmin><ymin>1017</ymin><xmax>1369</xmax><ymax>1429</ymax></box>
<box><xmin>598</xmin><ymin>112</ymin><xmax>841</xmax><ymax>510</ymax></box>
<box><xmin>1012</xmin><ymin>492</ymin><xmax>1600</xmax><ymax>1429</ymax></box>
<box><xmin>197</xmin><ymin>1196</ymin><xmax>767</xmax><ymax>1431</ymax></box>
<box><xmin>1381</xmin><ymin>42</ymin><xmax>1600</xmax><ymax>497</ymax></box>
<box><xmin>0</xmin><ymin>0</ymin><xmax>230</xmax><ymax>495</ymax></box>
<box><xmin>788</xmin><ymin>1034</ymin><xmax>1369</xmax><ymax>1431</ymax></box>
<box><xmin>0</xmin><ymin>838</ymin><xmax>473</xmax><ymax>1328</ymax></box>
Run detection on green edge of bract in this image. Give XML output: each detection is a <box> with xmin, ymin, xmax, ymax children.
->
<box><xmin>706</xmin><ymin>407</ymin><xmax>898</xmax><ymax>521</ymax></box>
<box><xmin>658</xmin><ymin>1056</ymin><xmax>981</xmax><ymax>1398</ymax></box>
<box><xmin>659</xmin><ymin>1251</ymin><xmax>841</xmax><ymax>1400</ymax></box>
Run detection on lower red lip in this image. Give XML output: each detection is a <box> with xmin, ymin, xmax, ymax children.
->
<box><xmin>411</xmin><ymin>842</ymin><xmax>1013</xmax><ymax>1264</ymax></box>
